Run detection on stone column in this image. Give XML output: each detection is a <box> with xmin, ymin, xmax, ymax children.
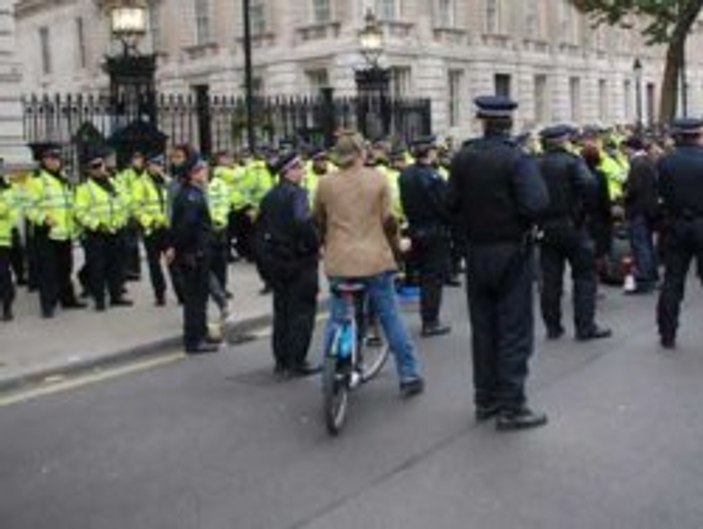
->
<box><xmin>0</xmin><ymin>5</ymin><xmax>30</xmax><ymax>168</ymax></box>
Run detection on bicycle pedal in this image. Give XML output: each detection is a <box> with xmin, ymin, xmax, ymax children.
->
<box><xmin>349</xmin><ymin>371</ymin><xmax>362</xmax><ymax>389</ymax></box>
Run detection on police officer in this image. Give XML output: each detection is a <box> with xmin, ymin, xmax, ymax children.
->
<box><xmin>399</xmin><ymin>136</ymin><xmax>452</xmax><ymax>337</ymax></box>
<box><xmin>0</xmin><ymin>170</ymin><xmax>17</xmax><ymax>321</ymax></box>
<box><xmin>256</xmin><ymin>152</ymin><xmax>320</xmax><ymax>377</ymax></box>
<box><xmin>116</xmin><ymin>151</ymin><xmax>147</xmax><ymax>281</ymax></box>
<box><xmin>448</xmin><ymin>96</ymin><xmax>549</xmax><ymax>431</ymax></box>
<box><xmin>75</xmin><ymin>151</ymin><xmax>133</xmax><ymax>311</ymax></box>
<box><xmin>169</xmin><ymin>154</ymin><xmax>219</xmax><ymax>355</ymax></box>
<box><xmin>133</xmin><ymin>153</ymin><xmax>171</xmax><ymax>306</ymax></box>
<box><xmin>536</xmin><ymin>125</ymin><xmax>612</xmax><ymax>341</ymax></box>
<box><xmin>26</xmin><ymin>143</ymin><xmax>85</xmax><ymax>318</ymax></box>
<box><xmin>656</xmin><ymin>118</ymin><xmax>703</xmax><ymax>349</ymax></box>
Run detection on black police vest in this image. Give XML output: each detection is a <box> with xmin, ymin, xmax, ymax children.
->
<box><xmin>537</xmin><ymin>150</ymin><xmax>581</xmax><ymax>222</ymax></box>
<box><xmin>399</xmin><ymin>164</ymin><xmax>446</xmax><ymax>228</ymax></box>
<box><xmin>455</xmin><ymin>137</ymin><xmax>529</xmax><ymax>243</ymax></box>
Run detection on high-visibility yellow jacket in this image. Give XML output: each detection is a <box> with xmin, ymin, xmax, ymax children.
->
<box><xmin>599</xmin><ymin>152</ymin><xmax>628</xmax><ymax>202</ymax></box>
<box><xmin>0</xmin><ymin>184</ymin><xmax>18</xmax><ymax>248</ymax></box>
<box><xmin>116</xmin><ymin>167</ymin><xmax>144</xmax><ymax>215</ymax></box>
<box><xmin>132</xmin><ymin>172</ymin><xmax>169</xmax><ymax>234</ymax></box>
<box><xmin>214</xmin><ymin>165</ymin><xmax>249</xmax><ymax>212</ymax></box>
<box><xmin>74</xmin><ymin>178</ymin><xmax>130</xmax><ymax>234</ymax></box>
<box><xmin>208</xmin><ymin>175</ymin><xmax>231</xmax><ymax>232</ymax></box>
<box><xmin>244</xmin><ymin>160</ymin><xmax>275</xmax><ymax>207</ymax></box>
<box><xmin>26</xmin><ymin>169</ymin><xmax>77</xmax><ymax>241</ymax></box>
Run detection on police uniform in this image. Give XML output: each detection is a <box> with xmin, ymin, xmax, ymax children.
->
<box><xmin>171</xmin><ymin>155</ymin><xmax>218</xmax><ymax>354</ymax></box>
<box><xmin>656</xmin><ymin>118</ymin><xmax>703</xmax><ymax>349</ymax></box>
<box><xmin>133</xmin><ymin>153</ymin><xmax>171</xmax><ymax>305</ymax></box>
<box><xmin>116</xmin><ymin>153</ymin><xmax>147</xmax><ymax>281</ymax></box>
<box><xmin>256</xmin><ymin>152</ymin><xmax>319</xmax><ymax>376</ymax></box>
<box><xmin>399</xmin><ymin>136</ymin><xmax>452</xmax><ymax>336</ymax></box>
<box><xmin>75</xmin><ymin>152</ymin><xmax>133</xmax><ymax>311</ymax></box>
<box><xmin>448</xmin><ymin>96</ymin><xmax>549</xmax><ymax>431</ymax></box>
<box><xmin>0</xmin><ymin>174</ymin><xmax>17</xmax><ymax>320</ymax></box>
<box><xmin>26</xmin><ymin>143</ymin><xmax>85</xmax><ymax>318</ymax></box>
<box><xmin>536</xmin><ymin>125</ymin><xmax>611</xmax><ymax>341</ymax></box>
<box><xmin>207</xmin><ymin>164</ymin><xmax>232</xmax><ymax>300</ymax></box>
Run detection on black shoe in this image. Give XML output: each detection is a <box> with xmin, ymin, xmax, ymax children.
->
<box><xmin>273</xmin><ymin>363</ymin><xmax>288</xmax><ymax>378</ymax></box>
<box><xmin>205</xmin><ymin>334</ymin><xmax>223</xmax><ymax>345</ymax></box>
<box><xmin>185</xmin><ymin>342</ymin><xmax>219</xmax><ymax>355</ymax></box>
<box><xmin>41</xmin><ymin>309</ymin><xmax>54</xmax><ymax>319</ymax></box>
<box><xmin>546</xmin><ymin>327</ymin><xmax>565</xmax><ymax>340</ymax></box>
<box><xmin>576</xmin><ymin>326</ymin><xmax>612</xmax><ymax>341</ymax></box>
<box><xmin>110</xmin><ymin>298</ymin><xmax>134</xmax><ymax>307</ymax></box>
<box><xmin>225</xmin><ymin>291</ymin><xmax>234</xmax><ymax>300</ymax></box>
<box><xmin>495</xmin><ymin>407</ymin><xmax>548</xmax><ymax>431</ymax></box>
<box><xmin>475</xmin><ymin>403</ymin><xmax>501</xmax><ymax>422</ymax></box>
<box><xmin>399</xmin><ymin>377</ymin><xmax>425</xmax><ymax>398</ymax></box>
<box><xmin>661</xmin><ymin>335</ymin><xmax>676</xmax><ymax>350</ymax></box>
<box><xmin>62</xmin><ymin>300</ymin><xmax>87</xmax><ymax>309</ymax></box>
<box><xmin>95</xmin><ymin>300</ymin><xmax>106</xmax><ymax>312</ymax></box>
<box><xmin>2</xmin><ymin>307</ymin><xmax>13</xmax><ymax>322</ymax></box>
<box><xmin>155</xmin><ymin>296</ymin><xmax>166</xmax><ymax>307</ymax></box>
<box><xmin>125</xmin><ymin>273</ymin><xmax>141</xmax><ymax>282</ymax></box>
<box><xmin>288</xmin><ymin>362</ymin><xmax>321</xmax><ymax>377</ymax></box>
<box><xmin>421</xmin><ymin>322</ymin><xmax>451</xmax><ymax>337</ymax></box>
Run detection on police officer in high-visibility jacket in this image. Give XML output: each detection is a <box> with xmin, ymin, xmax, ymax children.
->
<box><xmin>26</xmin><ymin>143</ymin><xmax>85</xmax><ymax>318</ymax></box>
<box><xmin>133</xmin><ymin>153</ymin><xmax>171</xmax><ymax>306</ymax></box>
<box><xmin>75</xmin><ymin>152</ymin><xmax>133</xmax><ymax>312</ymax></box>
<box><xmin>116</xmin><ymin>151</ymin><xmax>146</xmax><ymax>281</ymax></box>
<box><xmin>0</xmin><ymin>171</ymin><xmax>18</xmax><ymax>321</ymax></box>
<box><xmin>208</xmin><ymin>159</ymin><xmax>232</xmax><ymax>301</ymax></box>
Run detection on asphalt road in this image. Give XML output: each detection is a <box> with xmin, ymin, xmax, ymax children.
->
<box><xmin>2</xmin><ymin>281</ymin><xmax>703</xmax><ymax>529</ymax></box>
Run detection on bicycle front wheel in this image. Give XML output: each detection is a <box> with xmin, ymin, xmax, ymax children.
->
<box><xmin>322</xmin><ymin>355</ymin><xmax>349</xmax><ymax>436</ymax></box>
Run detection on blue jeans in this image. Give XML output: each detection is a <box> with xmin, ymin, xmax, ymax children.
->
<box><xmin>324</xmin><ymin>272</ymin><xmax>422</xmax><ymax>383</ymax></box>
<box><xmin>629</xmin><ymin>215</ymin><xmax>659</xmax><ymax>289</ymax></box>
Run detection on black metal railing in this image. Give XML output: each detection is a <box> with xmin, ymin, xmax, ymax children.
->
<box><xmin>23</xmin><ymin>92</ymin><xmax>432</xmax><ymax>168</ymax></box>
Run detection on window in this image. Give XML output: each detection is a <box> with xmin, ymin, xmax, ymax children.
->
<box><xmin>376</xmin><ymin>0</ymin><xmax>399</xmax><ymax>21</ymax></box>
<box><xmin>194</xmin><ymin>0</ymin><xmax>211</xmax><ymax>44</ymax></box>
<box><xmin>494</xmin><ymin>73</ymin><xmax>511</xmax><ymax>97</ymax></box>
<box><xmin>250</xmin><ymin>0</ymin><xmax>266</xmax><ymax>34</ymax></box>
<box><xmin>448</xmin><ymin>69</ymin><xmax>463</xmax><ymax>127</ymax></box>
<box><xmin>525</xmin><ymin>1</ymin><xmax>545</xmax><ymax>39</ymax></box>
<box><xmin>39</xmin><ymin>26</ymin><xmax>51</xmax><ymax>75</ymax></box>
<box><xmin>598</xmin><ymin>79</ymin><xmax>608</xmax><ymax>121</ymax></box>
<box><xmin>534</xmin><ymin>74</ymin><xmax>548</xmax><ymax>123</ymax></box>
<box><xmin>436</xmin><ymin>0</ymin><xmax>455</xmax><ymax>28</ymax></box>
<box><xmin>486</xmin><ymin>0</ymin><xmax>501</xmax><ymax>33</ymax></box>
<box><xmin>311</xmin><ymin>0</ymin><xmax>331</xmax><ymax>23</ymax></box>
<box><xmin>569</xmin><ymin>77</ymin><xmax>581</xmax><ymax>122</ymax></box>
<box><xmin>306</xmin><ymin>68</ymin><xmax>329</xmax><ymax>93</ymax></box>
<box><xmin>559</xmin><ymin>2</ymin><xmax>577</xmax><ymax>43</ymax></box>
<box><xmin>149</xmin><ymin>3</ymin><xmax>161</xmax><ymax>52</ymax></box>
<box><xmin>75</xmin><ymin>17</ymin><xmax>86</xmax><ymax>69</ymax></box>
<box><xmin>390</xmin><ymin>66</ymin><xmax>411</xmax><ymax>97</ymax></box>
<box><xmin>623</xmin><ymin>80</ymin><xmax>632</xmax><ymax>120</ymax></box>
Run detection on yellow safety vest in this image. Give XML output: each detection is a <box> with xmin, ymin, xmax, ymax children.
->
<box><xmin>0</xmin><ymin>185</ymin><xmax>18</xmax><ymax>248</ymax></box>
<box><xmin>208</xmin><ymin>176</ymin><xmax>231</xmax><ymax>231</ymax></box>
<box><xmin>75</xmin><ymin>178</ymin><xmax>130</xmax><ymax>234</ymax></box>
<box><xmin>132</xmin><ymin>172</ymin><xmax>169</xmax><ymax>234</ymax></box>
<box><xmin>26</xmin><ymin>169</ymin><xmax>76</xmax><ymax>241</ymax></box>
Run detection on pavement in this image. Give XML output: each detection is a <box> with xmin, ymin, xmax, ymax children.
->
<box><xmin>0</xmin><ymin>258</ymin><xmax>283</xmax><ymax>392</ymax></box>
<box><xmin>2</xmin><ymin>279</ymin><xmax>703</xmax><ymax>528</ymax></box>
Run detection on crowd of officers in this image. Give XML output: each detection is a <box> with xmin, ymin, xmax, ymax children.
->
<box><xmin>2</xmin><ymin>94</ymin><xmax>703</xmax><ymax>426</ymax></box>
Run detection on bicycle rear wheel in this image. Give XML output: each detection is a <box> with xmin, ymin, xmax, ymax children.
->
<box><xmin>360</xmin><ymin>320</ymin><xmax>390</xmax><ymax>382</ymax></box>
<box><xmin>322</xmin><ymin>355</ymin><xmax>349</xmax><ymax>436</ymax></box>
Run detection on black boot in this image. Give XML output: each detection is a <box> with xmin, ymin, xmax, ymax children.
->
<box><xmin>2</xmin><ymin>301</ymin><xmax>13</xmax><ymax>322</ymax></box>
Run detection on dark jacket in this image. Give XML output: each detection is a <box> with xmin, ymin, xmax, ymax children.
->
<box><xmin>448</xmin><ymin>133</ymin><xmax>549</xmax><ymax>244</ymax></box>
<box><xmin>625</xmin><ymin>154</ymin><xmax>658</xmax><ymax>220</ymax></box>
<box><xmin>170</xmin><ymin>183</ymin><xmax>212</xmax><ymax>258</ymax></box>
<box><xmin>398</xmin><ymin>162</ymin><xmax>451</xmax><ymax>234</ymax></box>
<box><xmin>658</xmin><ymin>144</ymin><xmax>703</xmax><ymax>219</ymax></box>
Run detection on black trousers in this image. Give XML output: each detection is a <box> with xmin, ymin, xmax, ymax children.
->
<box><xmin>0</xmin><ymin>247</ymin><xmax>14</xmax><ymax>311</ymax></box>
<box><xmin>35</xmin><ymin>229</ymin><xmax>77</xmax><ymax>315</ymax></box>
<box><xmin>467</xmin><ymin>242</ymin><xmax>535</xmax><ymax>412</ymax></box>
<box><xmin>210</xmin><ymin>230</ymin><xmax>229</xmax><ymax>293</ymax></box>
<box><xmin>143</xmin><ymin>228</ymin><xmax>168</xmax><ymax>301</ymax></box>
<box><xmin>271</xmin><ymin>263</ymin><xmax>318</xmax><ymax>369</ymax></box>
<box><xmin>657</xmin><ymin>219</ymin><xmax>703</xmax><ymax>340</ymax></box>
<box><xmin>412</xmin><ymin>234</ymin><xmax>450</xmax><ymax>325</ymax></box>
<box><xmin>84</xmin><ymin>232</ymin><xmax>124</xmax><ymax>306</ymax></box>
<box><xmin>539</xmin><ymin>225</ymin><xmax>597</xmax><ymax>336</ymax></box>
<box><xmin>179</xmin><ymin>254</ymin><xmax>211</xmax><ymax>349</ymax></box>
<box><xmin>26</xmin><ymin>223</ymin><xmax>39</xmax><ymax>290</ymax></box>
<box><xmin>231</xmin><ymin>208</ymin><xmax>255</xmax><ymax>261</ymax></box>
<box><xmin>123</xmin><ymin>223</ymin><xmax>141</xmax><ymax>278</ymax></box>
<box><xmin>9</xmin><ymin>228</ymin><xmax>25</xmax><ymax>283</ymax></box>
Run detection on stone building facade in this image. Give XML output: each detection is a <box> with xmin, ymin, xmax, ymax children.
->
<box><xmin>1</xmin><ymin>4</ymin><xmax>29</xmax><ymax>166</ymax></box>
<box><xmin>13</xmin><ymin>0</ymin><xmax>703</xmax><ymax>139</ymax></box>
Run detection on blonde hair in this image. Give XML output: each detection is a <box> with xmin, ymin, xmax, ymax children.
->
<box><xmin>332</xmin><ymin>130</ymin><xmax>366</xmax><ymax>169</ymax></box>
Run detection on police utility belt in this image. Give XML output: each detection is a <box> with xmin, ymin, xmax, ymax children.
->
<box><xmin>409</xmin><ymin>224</ymin><xmax>450</xmax><ymax>240</ymax></box>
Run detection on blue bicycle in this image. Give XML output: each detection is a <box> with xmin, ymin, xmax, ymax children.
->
<box><xmin>322</xmin><ymin>282</ymin><xmax>390</xmax><ymax>435</ymax></box>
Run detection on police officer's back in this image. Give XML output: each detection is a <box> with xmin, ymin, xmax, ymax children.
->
<box><xmin>536</xmin><ymin>125</ymin><xmax>611</xmax><ymax>341</ymax></box>
<box><xmin>656</xmin><ymin>118</ymin><xmax>703</xmax><ymax>349</ymax></box>
<box><xmin>449</xmin><ymin>95</ymin><xmax>549</xmax><ymax>431</ymax></box>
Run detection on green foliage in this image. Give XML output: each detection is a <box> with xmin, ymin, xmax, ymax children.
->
<box><xmin>576</xmin><ymin>0</ymin><xmax>703</xmax><ymax>45</ymax></box>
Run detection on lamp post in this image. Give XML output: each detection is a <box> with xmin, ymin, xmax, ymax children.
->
<box><xmin>356</xmin><ymin>9</ymin><xmax>390</xmax><ymax>140</ymax></box>
<box><xmin>104</xmin><ymin>1</ymin><xmax>156</xmax><ymax>124</ymax></box>
<box><xmin>633</xmin><ymin>58</ymin><xmax>643</xmax><ymax>133</ymax></box>
<box><xmin>242</xmin><ymin>0</ymin><xmax>255</xmax><ymax>151</ymax></box>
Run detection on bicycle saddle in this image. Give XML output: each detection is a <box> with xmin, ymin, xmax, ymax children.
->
<box><xmin>331</xmin><ymin>282</ymin><xmax>367</xmax><ymax>296</ymax></box>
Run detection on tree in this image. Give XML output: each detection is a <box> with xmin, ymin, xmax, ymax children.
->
<box><xmin>574</xmin><ymin>0</ymin><xmax>703</xmax><ymax>123</ymax></box>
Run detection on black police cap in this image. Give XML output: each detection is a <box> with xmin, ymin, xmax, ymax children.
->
<box><xmin>29</xmin><ymin>142</ymin><xmax>62</xmax><ymax>162</ymax></box>
<box><xmin>274</xmin><ymin>151</ymin><xmax>302</xmax><ymax>175</ymax></box>
<box><xmin>671</xmin><ymin>117</ymin><xmax>703</xmax><ymax>135</ymax></box>
<box><xmin>540</xmin><ymin>124</ymin><xmax>575</xmax><ymax>141</ymax></box>
<box><xmin>474</xmin><ymin>95</ymin><xmax>518</xmax><ymax>119</ymax></box>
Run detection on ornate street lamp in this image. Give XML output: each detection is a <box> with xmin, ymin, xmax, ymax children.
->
<box><xmin>109</xmin><ymin>1</ymin><xmax>148</xmax><ymax>55</ymax></box>
<box><xmin>355</xmin><ymin>9</ymin><xmax>391</xmax><ymax>140</ymax></box>
<box><xmin>633</xmin><ymin>58</ymin><xmax>643</xmax><ymax>132</ymax></box>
